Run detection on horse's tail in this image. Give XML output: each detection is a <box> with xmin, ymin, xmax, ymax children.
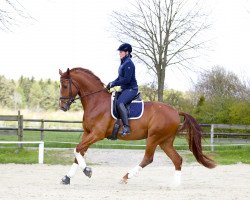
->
<box><xmin>178</xmin><ymin>112</ymin><xmax>216</xmax><ymax>169</ymax></box>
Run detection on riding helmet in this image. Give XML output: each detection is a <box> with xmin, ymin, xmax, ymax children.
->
<box><xmin>117</xmin><ymin>43</ymin><xmax>132</xmax><ymax>53</ymax></box>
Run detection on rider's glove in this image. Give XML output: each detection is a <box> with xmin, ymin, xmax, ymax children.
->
<box><xmin>106</xmin><ymin>82</ymin><xmax>112</xmax><ymax>90</ymax></box>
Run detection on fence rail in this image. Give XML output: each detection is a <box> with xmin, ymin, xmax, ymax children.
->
<box><xmin>1</xmin><ymin>112</ymin><xmax>250</xmax><ymax>151</ymax></box>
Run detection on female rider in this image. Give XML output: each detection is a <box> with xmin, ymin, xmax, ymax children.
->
<box><xmin>106</xmin><ymin>43</ymin><xmax>138</xmax><ymax>136</ymax></box>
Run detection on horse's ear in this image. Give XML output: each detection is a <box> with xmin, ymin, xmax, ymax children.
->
<box><xmin>59</xmin><ymin>69</ymin><xmax>63</xmax><ymax>76</ymax></box>
<box><xmin>67</xmin><ymin>68</ymin><xmax>70</xmax><ymax>75</ymax></box>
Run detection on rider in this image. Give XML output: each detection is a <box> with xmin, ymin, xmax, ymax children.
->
<box><xmin>106</xmin><ymin>43</ymin><xmax>138</xmax><ymax>136</ymax></box>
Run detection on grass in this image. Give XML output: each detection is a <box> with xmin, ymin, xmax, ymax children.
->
<box><xmin>0</xmin><ymin>146</ymin><xmax>250</xmax><ymax>165</ymax></box>
<box><xmin>1</xmin><ymin>131</ymin><xmax>250</xmax><ymax>166</ymax></box>
<box><xmin>1</xmin><ymin>143</ymin><xmax>249</xmax><ymax>165</ymax></box>
<box><xmin>0</xmin><ymin>148</ymin><xmax>39</xmax><ymax>164</ymax></box>
<box><xmin>0</xmin><ymin>131</ymin><xmax>191</xmax><ymax>149</ymax></box>
<box><xmin>0</xmin><ymin>148</ymin><xmax>73</xmax><ymax>165</ymax></box>
<box><xmin>211</xmin><ymin>145</ymin><xmax>250</xmax><ymax>165</ymax></box>
<box><xmin>0</xmin><ymin>108</ymin><xmax>249</xmax><ymax>165</ymax></box>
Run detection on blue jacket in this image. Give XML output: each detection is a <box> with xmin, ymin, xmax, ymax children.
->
<box><xmin>111</xmin><ymin>55</ymin><xmax>138</xmax><ymax>90</ymax></box>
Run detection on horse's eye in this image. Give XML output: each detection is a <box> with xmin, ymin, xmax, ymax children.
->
<box><xmin>63</xmin><ymin>85</ymin><xmax>68</xmax><ymax>89</ymax></box>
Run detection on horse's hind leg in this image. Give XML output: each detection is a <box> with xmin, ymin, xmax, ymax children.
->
<box><xmin>121</xmin><ymin>136</ymin><xmax>158</xmax><ymax>184</ymax></box>
<box><xmin>159</xmin><ymin>138</ymin><xmax>183</xmax><ymax>186</ymax></box>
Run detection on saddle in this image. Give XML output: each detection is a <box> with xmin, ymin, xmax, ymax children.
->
<box><xmin>107</xmin><ymin>92</ymin><xmax>144</xmax><ymax>140</ymax></box>
<box><xmin>111</xmin><ymin>92</ymin><xmax>144</xmax><ymax>120</ymax></box>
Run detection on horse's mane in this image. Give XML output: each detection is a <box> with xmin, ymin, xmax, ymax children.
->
<box><xmin>70</xmin><ymin>67</ymin><xmax>105</xmax><ymax>86</ymax></box>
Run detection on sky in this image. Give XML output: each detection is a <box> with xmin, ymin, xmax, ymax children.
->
<box><xmin>0</xmin><ymin>0</ymin><xmax>250</xmax><ymax>91</ymax></box>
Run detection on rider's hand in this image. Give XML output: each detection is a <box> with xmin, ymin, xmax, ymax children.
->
<box><xmin>106</xmin><ymin>82</ymin><xmax>112</xmax><ymax>90</ymax></box>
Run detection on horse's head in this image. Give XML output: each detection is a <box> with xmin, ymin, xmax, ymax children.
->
<box><xmin>59</xmin><ymin>68</ymin><xmax>79</xmax><ymax>111</ymax></box>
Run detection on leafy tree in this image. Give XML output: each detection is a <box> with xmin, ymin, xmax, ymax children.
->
<box><xmin>195</xmin><ymin>66</ymin><xmax>248</xmax><ymax>101</ymax></box>
<box><xmin>29</xmin><ymin>82</ymin><xmax>43</xmax><ymax>109</ymax></box>
<box><xmin>163</xmin><ymin>89</ymin><xmax>194</xmax><ymax>111</ymax></box>
<box><xmin>139</xmin><ymin>82</ymin><xmax>157</xmax><ymax>101</ymax></box>
<box><xmin>0</xmin><ymin>75</ymin><xmax>15</xmax><ymax>108</ymax></box>
<box><xmin>70</xmin><ymin>100</ymin><xmax>82</xmax><ymax>111</ymax></box>
<box><xmin>40</xmin><ymin>84</ymin><xmax>59</xmax><ymax>111</ymax></box>
<box><xmin>15</xmin><ymin>86</ymin><xmax>26</xmax><ymax>109</ymax></box>
<box><xmin>18</xmin><ymin>76</ymin><xmax>34</xmax><ymax>104</ymax></box>
<box><xmin>229</xmin><ymin>101</ymin><xmax>250</xmax><ymax>124</ymax></box>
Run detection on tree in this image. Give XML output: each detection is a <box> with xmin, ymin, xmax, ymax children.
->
<box><xmin>0</xmin><ymin>75</ymin><xmax>15</xmax><ymax>108</ymax></box>
<box><xmin>139</xmin><ymin>82</ymin><xmax>158</xmax><ymax>101</ymax></box>
<box><xmin>111</xmin><ymin>0</ymin><xmax>209</xmax><ymax>101</ymax></box>
<box><xmin>18</xmin><ymin>76</ymin><xmax>34</xmax><ymax>105</ymax></box>
<box><xmin>40</xmin><ymin>83</ymin><xmax>59</xmax><ymax>111</ymax></box>
<box><xmin>15</xmin><ymin>86</ymin><xmax>26</xmax><ymax>109</ymax></box>
<box><xmin>229</xmin><ymin>101</ymin><xmax>250</xmax><ymax>124</ymax></box>
<box><xmin>29</xmin><ymin>82</ymin><xmax>43</xmax><ymax>110</ymax></box>
<box><xmin>195</xmin><ymin>66</ymin><xmax>248</xmax><ymax>101</ymax></box>
<box><xmin>0</xmin><ymin>0</ymin><xmax>32</xmax><ymax>31</ymax></box>
<box><xmin>192</xmin><ymin>66</ymin><xmax>250</xmax><ymax>124</ymax></box>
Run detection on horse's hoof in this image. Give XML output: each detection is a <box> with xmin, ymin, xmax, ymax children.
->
<box><xmin>61</xmin><ymin>175</ymin><xmax>70</xmax><ymax>185</ymax></box>
<box><xmin>119</xmin><ymin>178</ymin><xmax>128</xmax><ymax>184</ymax></box>
<box><xmin>83</xmin><ymin>167</ymin><xmax>92</xmax><ymax>178</ymax></box>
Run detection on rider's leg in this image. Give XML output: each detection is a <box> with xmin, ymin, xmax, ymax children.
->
<box><xmin>117</xmin><ymin>102</ymin><xmax>130</xmax><ymax>135</ymax></box>
<box><xmin>117</xmin><ymin>88</ymin><xmax>138</xmax><ymax>136</ymax></box>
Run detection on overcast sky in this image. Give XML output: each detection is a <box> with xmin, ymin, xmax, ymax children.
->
<box><xmin>0</xmin><ymin>0</ymin><xmax>249</xmax><ymax>91</ymax></box>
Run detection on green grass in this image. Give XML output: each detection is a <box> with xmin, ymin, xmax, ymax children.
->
<box><xmin>212</xmin><ymin>145</ymin><xmax>250</xmax><ymax>165</ymax></box>
<box><xmin>0</xmin><ymin>145</ymin><xmax>249</xmax><ymax>165</ymax></box>
<box><xmin>0</xmin><ymin>148</ymin><xmax>74</xmax><ymax>165</ymax></box>
<box><xmin>1</xmin><ymin>131</ymin><xmax>250</xmax><ymax>165</ymax></box>
<box><xmin>0</xmin><ymin>148</ymin><xmax>39</xmax><ymax>164</ymax></box>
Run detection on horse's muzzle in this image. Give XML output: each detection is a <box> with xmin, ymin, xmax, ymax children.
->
<box><xmin>59</xmin><ymin>101</ymin><xmax>70</xmax><ymax>112</ymax></box>
<box><xmin>59</xmin><ymin>97</ymin><xmax>75</xmax><ymax>112</ymax></box>
<box><xmin>60</xmin><ymin>106</ymin><xmax>68</xmax><ymax>112</ymax></box>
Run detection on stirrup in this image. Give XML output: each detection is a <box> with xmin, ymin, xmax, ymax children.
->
<box><xmin>120</xmin><ymin>125</ymin><xmax>130</xmax><ymax>137</ymax></box>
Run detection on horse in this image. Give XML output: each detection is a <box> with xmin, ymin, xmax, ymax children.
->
<box><xmin>59</xmin><ymin>67</ymin><xmax>216</xmax><ymax>185</ymax></box>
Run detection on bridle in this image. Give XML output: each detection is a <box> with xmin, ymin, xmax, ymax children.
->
<box><xmin>59</xmin><ymin>77</ymin><xmax>106</xmax><ymax>111</ymax></box>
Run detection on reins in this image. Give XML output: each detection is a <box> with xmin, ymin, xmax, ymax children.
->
<box><xmin>60</xmin><ymin>77</ymin><xmax>106</xmax><ymax>109</ymax></box>
<box><xmin>79</xmin><ymin>88</ymin><xmax>107</xmax><ymax>99</ymax></box>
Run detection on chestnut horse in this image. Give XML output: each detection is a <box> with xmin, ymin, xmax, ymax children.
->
<box><xmin>59</xmin><ymin>67</ymin><xmax>215</xmax><ymax>185</ymax></box>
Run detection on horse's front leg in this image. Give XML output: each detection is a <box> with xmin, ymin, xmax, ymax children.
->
<box><xmin>61</xmin><ymin>132</ymin><xmax>102</xmax><ymax>185</ymax></box>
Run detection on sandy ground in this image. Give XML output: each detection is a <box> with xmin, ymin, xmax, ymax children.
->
<box><xmin>0</xmin><ymin>149</ymin><xmax>250</xmax><ymax>200</ymax></box>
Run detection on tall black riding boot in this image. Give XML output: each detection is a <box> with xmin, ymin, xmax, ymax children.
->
<box><xmin>117</xmin><ymin>103</ymin><xmax>130</xmax><ymax>136</ymax></box>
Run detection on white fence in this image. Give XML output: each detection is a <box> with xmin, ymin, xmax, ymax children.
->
<box><xmin>0</xmin><ymin>141</ymin><xmax>44</xmax><ymax>164</ymax></box>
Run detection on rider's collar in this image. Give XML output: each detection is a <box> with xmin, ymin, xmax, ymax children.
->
<box><xmin>121</xmin><ymin>54</ymin><xmax>130</xmax><ymax>64</ymax></box>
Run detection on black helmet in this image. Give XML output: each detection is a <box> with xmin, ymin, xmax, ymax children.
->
<box><xmin>117</xmin><ymin>43</ymin><xmax>132</xmax><ymax>53</ymax></box>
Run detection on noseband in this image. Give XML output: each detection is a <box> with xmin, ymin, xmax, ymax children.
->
<box><xmin>59</xmin><ymin>77</ymin><xmax>105</xmax><ymax>111</ymax></box>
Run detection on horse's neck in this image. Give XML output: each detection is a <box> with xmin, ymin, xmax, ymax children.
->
<box><xmin>80</xmin><ymin>93</ymin><xmax>109</xmax><ymax>114</ymax></box>
<box><xmin>74</xmin><ymin>73</ymin><xmax>109</xmax><ymax>112</ymax></box>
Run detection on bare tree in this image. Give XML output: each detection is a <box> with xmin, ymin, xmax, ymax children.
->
<box><xmin>0</xmin><ymin>0</ymin><xmax>31</xmax><ymax>31</ymax></box>
<box><xmin>111</xmin><ymin>0</ymin><xmax>209</xmax><ymax>101</ymax></box>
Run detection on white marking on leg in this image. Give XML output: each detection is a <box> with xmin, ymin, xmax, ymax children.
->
<box><xmin>173</xmin><ymin>170</ymin><xmax>181</xmax><ymax>186</ymax></box>
<box><xmin>67</xmin><ymin>163</ymin><xmax>79</xmax><ymax>178</ymax></box>
<box><xmin>128</xmin><ymin>165</ymin><xmax>142</xmax><ymax>179</ymax></box>
<box><xmin>74</xmin><ymin>148</ymin><xmax>86</xmax><ymax>170</ymax></box>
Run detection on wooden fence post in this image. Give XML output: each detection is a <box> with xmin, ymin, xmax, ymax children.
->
<box><xmin>40</xmin><ymin>119</ymin><xmax>44</xmax><ymax>141</ymax></box>
<box><xmin>17</xmin><ymin>111</ymin><xmax>23</xmax><ymax>148</ymax></box>
<box><xmin>210</xmin><ymin>124</ymin><xmax>214</xmax><ymax>152</ymax></box>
